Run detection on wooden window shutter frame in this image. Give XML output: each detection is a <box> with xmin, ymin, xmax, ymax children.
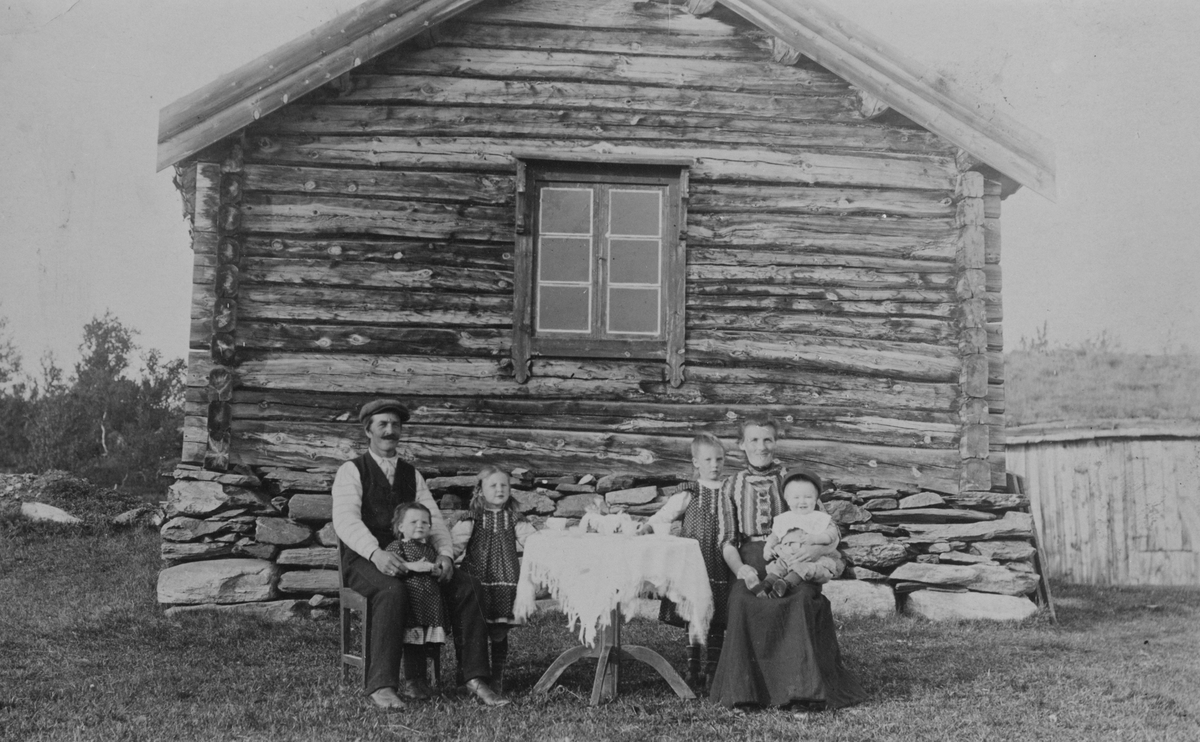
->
<box><xmin>510</xmin><ymin>155</ymin><xmax>690</xmax><ymax>387</ymax></box>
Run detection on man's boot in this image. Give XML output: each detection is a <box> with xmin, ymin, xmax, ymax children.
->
<box><xmin>489</xmin><ymin>636</ymin><xmax>509</xmax><ymax>694</ymax></box>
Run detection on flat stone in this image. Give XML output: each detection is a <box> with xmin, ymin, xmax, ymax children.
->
<box><xmin>595</xmin><ymin>474</ymin><xmax>638</xmax><ymax>494</ymax></box>
<box><xmin>309</xmin><ymin>594</ymin><xmax>336</xmax><ymax>608</ymax></box>
<box><xmin>926</xmin><ymin>542</ymin><xmax>953</xmax><ymax>553</ymax></box>
<box><xmin>157</xmin><ymin>559</ymin><xmax>279</xmax><ymax>605</ymax></box>
<box><xmin>556</xmin><ymin>483</ymin><xmax>597</xmax><ymax>494</ymax></box>
<box><xmin>167</xmin><ymin>481</ymin><xmax>274</xmax><ymax>518</ymax></box>
<box><xmin>898</xmin><ymin>491</ymin><xmax>945</xmax><ymax>509</ymax></box>
<box><xmin>938</xmin><ymin>551</ymin><xmax>999</xmax><ymax>566</ymax></box>
<box><xmin>625</xmin><ymin>496</ymin><xmax>670</xmax><ymax>516</ymax></box>
<box><xmin>905</xmin><ymin>590</ymin><xmax>1038</xmax><ymax>621</ymax></box>
<box><xmin>873</xmin><ymin>508</ymin><xmax>998</xmax><ymax>524</ymax></box>
<box><xmin>839</xmin><ymin>534</ymin><xmax>909</xmax><ymax>570</ymax></box>
<box><xmin>164</xmin><ymin>599</ymin><xmax>306</xmax><ymax>623</ymax></box>
<box><xmin>278</xmin><ymin>569</ymin><xmax>340</xmax><ymax>594</ymax></box>
<box><xmin>578</xmin><ymin>474</ymin><xmax>597</xmax><ymax>486</ymax></box>
<box><xmin>161</xmin><ymin>541</ymin><xmax>235</xmax><ymax>564</ymax></box>
<box><xmin>276</xmin><ymin>547</ymin><xmax>338</xmax><ymax>569</ymax></box>
<box><xmin>21</xmin><ymin>502</ymin><xmax>82</xmax><ymax>524</ymax></box>
<box><xmin>915</xmin><ymin>554</ymin><xmax>939</xmax><ymax>563</ymax></box>
<box><xmin>903</xmin><ymin>511</ymin><xmax>1034</xmax><ymax>544</ymax></box>
<box><xmin>606</xmin><ymin>486</ymin><xmax>659</xmax><ymax>506</ymax></box>
<box><xmin>972</xmin><ymin>540</ymin><xmax>1037</xmax><ymax>561</ymax></box>
<box><xmin>233</xmin><ymin>540</ymin><xmax>279</xmax><ymax>561</ymax></box>
<box><xmin>161</xmin><ymin>517</ymin><xmax>228</xmax><ymax>542</ymax></box>
<box><xmin>849</xmin><ymin>523</ymin><xmax>906</xmax><ymax>536</ymax></box>
<box><xmin>856</xmin><ymin>488</ymin><xmax>899</xmax><ymax>500</ymax></box>
<box><xmin>287</xmin><ymin>494</ymin><xmax>332</xmax><ymax>522</ymax></box>
<box><xmin>255</xmin><ymin>517</ymin><xmax>313</xmax><ymax>546</ymax></box>
<box><xmin>512</xmin><ymin>490</ymin><xmax>556</xmax><ymax>515</ymax></box>
<box><xmin>825</xmin><ymin>490</ymin><xmax>858</xmax><ymax>501</ymax></box>
<box><xmin>426</xmin><ymin>475</ymin><xmax>477</xmax><ymax>491</ymax></box>
<box><xmin>862</xmin><ymin>498</ymin><xmax>897</xmax><ymax>511</ymax></box>
<box><xmin>536</xmin><ymin>486</ymin><xmax>567</xmax><ymax>501</ymax></box>
<box><xmin>316</xmin><ymin>522</ymin><xmax>339</xmax><ymax>547</ymax></box>
<box><xmin>825</xmin><ymin>580</ymin><xmax>896</xmax><ymax>618</ymax></box>
<box><xmin>208</xmin><ymin>508</ymin><xmax>250</xmax><ymax>521</ymax></box>
<box><xmin>889</xmin><ymin>561</ymin><xmax>1040</xmax><ymax>596</ymax></box>
<box><xmin>824</xmin><ymin>500</ymin><xmax>871</xmax><ymax>525</ymax></box>
<box><xmin>846</xmin><ymin>566</ymin><xmax>886</xmax><ymax>581</ymax></box>
<box><xmin>554</xmin><ymin>493</ymin><xmax>600</xmax><ymax>518</ymax></box>
<box><xmin>172</xmin><ymin>467</ymin><xmax>261</xmax><ymax>488</ymax></box>
<box><xmin>510</xmin><ymin>468</ymin><xmax>533</xmax><ymax>483</ymax></box>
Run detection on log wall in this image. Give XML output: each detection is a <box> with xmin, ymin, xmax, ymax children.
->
<box><xmin>1007</xmin><ymin>423</ymin><xmax>1200</xmax><ymax>586</ymax></box>
<box><xmin>181</xmin><ymin>0</ymin><xmax>1007</xmax><ymax>496</ymax></box>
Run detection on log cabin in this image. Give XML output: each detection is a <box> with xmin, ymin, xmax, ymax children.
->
<box><xmin>155</xmin><ymin>0</ymin><xmax>1057</xmax><ymax>614</ymax></box>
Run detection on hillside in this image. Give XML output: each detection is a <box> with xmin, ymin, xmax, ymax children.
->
<box><xmin>1004</xmin><ymin>351</ymin><xmax>1200</xmax><ymax>427</ymax></box>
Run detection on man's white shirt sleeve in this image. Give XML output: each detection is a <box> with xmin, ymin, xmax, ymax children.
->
<box><xmin>331</xmin><ymin>461</ymin><xmax>379</xmax><ymax>560</ymax></box>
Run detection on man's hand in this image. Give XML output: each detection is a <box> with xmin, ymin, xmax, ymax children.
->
<box><xmin>370</xmin><ymin>549</ymin><xmax>407</xmax><ymax>579</ymax></box>
<box><xmin>435</xmin><ymin>555</ymin><xmax>454</xmax><ymax>583</ymax></box>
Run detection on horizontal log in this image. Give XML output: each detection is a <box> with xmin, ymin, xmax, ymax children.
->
<box><xmin>688</xmin><ymin>264</ymin><xmax>954</xmax><ymax>290</ymax></box>
<box><xmin>259</xmin><ymin>102</ymin><xmax>950</xmax><ymax>155</ymax></box>
<box><xmin>374</xmin><ymin>46</ymin><xmax>848</xmax><ymax>97</ymax></box>
<box><xmin>437</xmin><ymin>19</ymin><xmax>768</xmax><ymax>58</ymax></box>
<box><xmin>688</xmin><ymin>183</ymin><xmax>955</xmax><ymax>219</ymax></box>
<box><xmin>185</xmin><ymin>351</ymin><xmax>961</xmax><ymax>411</ymax></box>
<box><xmin>685</xmin><ymin>295</ymin><xmax>957</xmax><ymax>319</ymax></box>
<box><xmin>229</xmin><ymin>419</ymin><xmax>963</xmax><ymax>492</ymax></box>
<box><xmin>243</xmin><ymin>163</ymin><xmax>512</xmax><ymax>205</ymax></box>
<box><xmin>687</xmin><ymin>214</ymin><xmax>957</xmax><ymax>260</ymax></box>
<box><xmin>691</xmin><ymin>247</ymin><xmax>954</xmax><ymax>274</ymax></box>
<box><xmin>336</xmin><ymin>74</ymin><xmax>860</xmax><ymax>122</ymax></box>
<box><xmin>463</xmin><ymin>0</ymin><xmax>747</xmax><ymax>35</ymax></box>
<box><xmin>217</xmin><ymin>389</ymin><xmax>959</xmax><ymax>448</ymax></box>
<box><xmin>240</xmin><ymin>193</ymin><xmax>512</xmax><ymax>241</ymax></box>
<box><xmin>246</xmin><ymin>136</ymin><xmax>957</xmax><ymax>190</ymax></box>
<box><xmin>236</xmin><ymin>322</ymin><xmax>510</xmax><ymax>357</ymax></box>
<box><xmin>239</xmin><ymin>235</ymin><xmax>512</xmax><ymax>268</ymax></box>
<box><xmin>685</xmin><ymin>330</ymin><xmax>959</xmax><ymax>382</ymax></box>
<box><xmin>238</xmin><ymin>286</ymin><xmax>512</xmax><ymax>326</ymax></box>
<box><xmin>687</xmin><ymin>310</ymin><xmax>955</xmax><ymax>345</ymax></box>
<box><xmin>686</xmin><ymin>284</ymin><xmax>955</xmax><ymax>303</ymax></box>
<box><xmin>238</xmin><ymin>256</ymin><xmax>513</xmax><ymax>292</ymax></box>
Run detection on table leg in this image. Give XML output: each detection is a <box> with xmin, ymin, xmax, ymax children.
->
<box><xmin>531</xmin><ymin>645</ymin><xmax>593</xmax><ymax>694</ymax></box>
<box><xmin>590</xmin><ymin>609</ymin><xmax>620</xmax><ymax>705</ymax></box>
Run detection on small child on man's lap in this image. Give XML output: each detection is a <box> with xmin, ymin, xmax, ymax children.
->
<box><xmin>385</xmin><ymin>502</ymin><xmax>447</xmax><ymax>698</ymax></box>
<box><xmin>757</xmin><ymin>472</ymin><xmax>843</xmax><ymax>598</ymax></box>
<box><xmin>451</xmin><ymin>465</ymin><xmax>536</xmax><ymax>693</ymax></box>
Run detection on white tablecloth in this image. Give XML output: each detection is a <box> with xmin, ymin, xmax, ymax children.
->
<box><xmin>514</xmin><ymin>531</ymin><xmax>714</xmax><ymax>646</ymax></box>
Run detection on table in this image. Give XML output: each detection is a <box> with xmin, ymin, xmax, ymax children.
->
<box><xmin>513</xmin><ymin>531</ymin><xmax>714</xmax><ymax>705</ymax></box>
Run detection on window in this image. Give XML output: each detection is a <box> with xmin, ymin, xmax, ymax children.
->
<box><xmin>512</xmin><ymin>158</ymin><xmax>688</xmax><ymax>386</ymax></box>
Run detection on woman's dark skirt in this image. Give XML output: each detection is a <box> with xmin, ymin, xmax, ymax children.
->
<box><xmin>708</xmin><ymin>541</ymin><xmax>866</xmax><ymax>710</ymax></box>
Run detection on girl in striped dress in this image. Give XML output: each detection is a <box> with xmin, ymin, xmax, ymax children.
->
<box><xmin>452</xmin><ymin>465</ymin><xmax>537</xmax><ymax>692</ymax></box>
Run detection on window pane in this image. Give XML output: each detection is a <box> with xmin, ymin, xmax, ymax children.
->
<box><xmin>608</xmin><ymin>288</ymin><xmax>660</xmax><ymax>335</ymax></box>
<box><xmin>538</xmin><ymin>285</ymin><xmax>591</xmax><ymax>332</ymax></box>
<box><xmin>539</xmin><ymin>237</ymin><xmax>591</xmax><ymax>282</ymax></box>
<box><xmin>541</xmin><ymin>188</ymin><xmax>592</xmax><ymax>234</ymax></box>
<box><xmin>610</xmin><ymin>190</ymin><xmax>661</xmax><ymax>236</ymax></box>
<box><xmin>609</xmin><ymin>239</ymin><xmax>660</xmax><ymax>285</ymax></box>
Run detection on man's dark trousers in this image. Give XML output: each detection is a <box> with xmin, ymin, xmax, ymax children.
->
<box><xmin>343</xmin><ymin>552</ymin><xmax>492</xmax><ymax>694</ymax></box>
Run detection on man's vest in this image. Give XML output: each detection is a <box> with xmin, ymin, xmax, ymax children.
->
<box><xmin>342</xmin><ymin>453</ymin><xmax>418</xmax><ymax>560</ymax></box>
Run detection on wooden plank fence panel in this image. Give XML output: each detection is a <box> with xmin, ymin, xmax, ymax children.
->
<box><xmin>1007</xmin><ymin>429</ymin><xmax>1200</xmax><ymax>586</ymax></box>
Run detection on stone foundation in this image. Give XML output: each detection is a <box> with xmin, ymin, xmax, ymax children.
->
<box><xmin>157</xmin><ymin>465</ymin><xmax>1043</xmax><ymax>621</ymax></box>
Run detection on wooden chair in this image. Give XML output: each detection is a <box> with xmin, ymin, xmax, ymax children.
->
<box><xmin>336</xmin><ymin>541</ymin><xmax>444</xmax><ymax>691</ymax></box>
<box><xmin>336</xmin><ymin>541</ymin><xmax>371</xmax><ymax>689</ymax></box>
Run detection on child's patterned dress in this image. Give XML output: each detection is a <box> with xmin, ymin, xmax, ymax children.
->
<box><xmin>460</xmin><ymin>509</ymin><xmax>522</xmax><ymax>623</ymax></box>
<box><xmin>385</xmin><ymin>538</ymin><xmax>447</xmax><ymax>643</ymax></box>
<box><xmin>657</xmin><ymin>481</ymin><xmax>735</xmax><ymax>630</ymax></box>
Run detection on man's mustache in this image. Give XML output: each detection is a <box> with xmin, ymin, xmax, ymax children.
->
<box><xmin>381</xmin><ymin>434</ymin><xmax>400</xmax><ymax>440</ymax></box>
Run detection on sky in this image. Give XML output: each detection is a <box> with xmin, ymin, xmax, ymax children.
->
<box><xmin>0</xmin><ymin>0</ymin><xmax>1197</xmax><ymax>377</ymax></box>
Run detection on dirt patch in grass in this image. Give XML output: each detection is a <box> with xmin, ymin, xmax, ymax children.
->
<box><xmin>2</xmin><ymin>526</ymin><xmax>1198</xmax><ymax>741</ymax></box>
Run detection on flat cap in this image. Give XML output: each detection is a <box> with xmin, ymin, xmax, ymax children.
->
<box><xmin>358</xmin><ymin>398</ymin><xmax>411</xmax><ymax>424</ymax></box>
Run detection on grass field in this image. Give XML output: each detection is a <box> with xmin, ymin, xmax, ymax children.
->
<box><xmin>1005</xmin><ymin>350</ymin><xmax>1200</xmax><ymax>426</ymax></box>
<box><xmin>2</xmin><ymin>522</ymin><xmax>1198</xmax><ymax>742</ymax></box>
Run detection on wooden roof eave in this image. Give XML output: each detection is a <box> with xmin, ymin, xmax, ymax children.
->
<box><xmin>717</xmin><ymin>0</ymin><xmax>1057</xmax><ymax>202</ymax></box>
<box><xmin>156</xmin><ymin>0</ymin><xmax>488</xmax><ymax>172</ymax></box>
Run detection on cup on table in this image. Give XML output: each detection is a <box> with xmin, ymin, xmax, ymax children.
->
<box><xmin>650</xmin><ymin>522</ymin><xmax>671</xmax><ymax>536</ymax></box>
<box><xmin>545</xmin><ymin>517</ymin><xmax>569</xmax><ymax>531</ymax></box>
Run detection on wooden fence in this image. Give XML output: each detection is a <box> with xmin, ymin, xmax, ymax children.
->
<box><xmin>1006</xmin><ymin>421</ymin><xmax>1200</xmax><ymax>586</ymax></box>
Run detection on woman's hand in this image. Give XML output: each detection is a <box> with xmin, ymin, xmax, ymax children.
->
<box><xmin>761</xmin><ymin>542</ymin><xmax>775</xmax><ymax>560</ymax></box>
<box><xmin>736</xmin><ymin>564</ymin><xmax>760</xmax><ymax>589</ymax></box>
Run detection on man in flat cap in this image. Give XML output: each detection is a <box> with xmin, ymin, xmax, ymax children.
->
<box><xmin>332</xmin><ymin>398</ymin><xmax>507</xmax><ymax>709</ymax></box>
